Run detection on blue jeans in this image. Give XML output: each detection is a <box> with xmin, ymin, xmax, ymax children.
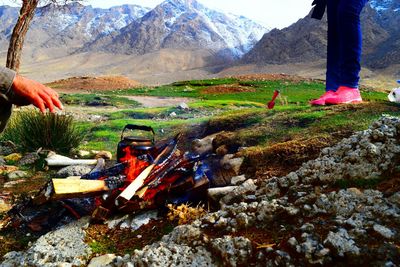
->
<box><xmin>326</xmin><ymin>0</ymin><xmax>368</xmax><ymax>91</ymax></box>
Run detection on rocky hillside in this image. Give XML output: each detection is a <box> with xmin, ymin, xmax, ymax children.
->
<box><xmin>0</xmin><ymin>0</ymin><xmax>267</xmax><ymax>63</ymax></box>
<box><xmin>84</xmin><ymin>0</ymin><xmax>268</xmax><ymax>60</ymax></box>
<box><xmin>0</xmin><ymin>3</ymin><xmax>150</xmax><ymax>58</ymax></box>
<box><xmin>242</xmin><ymin>0</ymin><xmax>400</xmax><ymax>70</ymax></box>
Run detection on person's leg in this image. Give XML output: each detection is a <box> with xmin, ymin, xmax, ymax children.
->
<box><xmin>310</xmin><ymin>0</ymin><xmax>340</xmax><ymax>106</ymax></box>
<box><xmin>337</xmin><ymin>0</ymin><xmax>368</xmax><ymax>88</ymax></box>
<box><xmin>325</xmin><ymin>0</ymin><xmax>367</xmax><ymax>104</ymax></box>
<box><xmin>326</xmin><ymin>0</ymin><xmax>340</xmax><ymax>91</ymax></box>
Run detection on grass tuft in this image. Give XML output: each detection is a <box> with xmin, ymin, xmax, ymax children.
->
<box><xmin>1</xmin><ymin>110</ymin><xmax>83</xmax><ymax>154</ymax></box>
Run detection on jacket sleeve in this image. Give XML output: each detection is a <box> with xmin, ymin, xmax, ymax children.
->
<box><xmin>0</xmin><ymin>67</ymin><xmax>15</xmax><ymax>133</ymax></box>
<box><xmin>0</xmin><ymin>100</ymin><xmax>12</xmax><ymax>133</ymax></box>
<box><xmin>311</xmin><ymin>0</ymin><xmax>327</xmax><ymax>20</ymax></box>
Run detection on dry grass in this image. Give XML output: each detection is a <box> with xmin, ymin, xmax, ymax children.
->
<box><xmin>167</xmin><ymin>204</ymin><xmax>207</xmax><ymax>225</ymax></box>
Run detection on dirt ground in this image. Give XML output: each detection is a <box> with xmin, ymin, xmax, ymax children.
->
<box><xmin>123</xmin><ymin>96</ymin><xmax>194</xmax><ymax>108</ymax></box>
<box><xmin>232</xmin><ymin>73</ymin><xmax>321</xmax><ymax>83</ymax></box>
<box><xmin>46</xmin><ymin>76</ymin><xmax>142</xmax><ymax>93</ymax></box>
<box><xmin>201</xmin><ymin>84</ymin><xmax>256</xmax><ymax>94</ymax></box>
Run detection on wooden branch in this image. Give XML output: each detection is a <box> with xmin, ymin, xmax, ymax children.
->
<box><xmin>52</xmin><ymin>178</ymin><xmax>109</xmax><ymax>199</ymax></box>
<box><xmin>46</xmin><ymin>154</ymin><xmax>97</xmax><ymax>166</ymax></box>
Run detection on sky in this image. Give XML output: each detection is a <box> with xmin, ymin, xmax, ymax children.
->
<box><xmin>0</xmin><ymin>0</ymin><xmax>312</xmax><ymax>29</ymax></box>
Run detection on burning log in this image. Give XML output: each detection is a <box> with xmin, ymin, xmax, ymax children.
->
<box><xmin>4</xmin><ymin>124</ymin><xmax>217</xmax><ymax>228</ymax></box>
<box><xmin>52</xmin><ymin>178</ymin><xmax>108</xmax><ymax>197</ymax></box>
<box><xmin>116</xmin><ymin>134</ymin><xmax>181</xmax><ymax>205</ymax></box>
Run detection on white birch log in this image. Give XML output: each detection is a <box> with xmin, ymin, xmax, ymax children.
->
<box><xmin>46</xmin><ymin>154</ymin><xmax>97</xmax><ymax>167</ymax></box>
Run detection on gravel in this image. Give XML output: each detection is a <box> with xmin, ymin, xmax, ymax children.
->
<box><xmin>1</xmin><ymin>218</ymin><xmax>92</xmax><ymax>267</ymax></box>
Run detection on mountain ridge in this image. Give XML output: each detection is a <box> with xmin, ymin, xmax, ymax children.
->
<box><xmin>82</xmin><ymin>0</ymin><xmax>268</xmax><ymax>59</ymax></box>
<box><xmin>242</xmin><ymin>0</ymin><xmax>400</xmax><ymax>70</ymax></box>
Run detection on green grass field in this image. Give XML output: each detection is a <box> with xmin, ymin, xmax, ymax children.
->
<box><xmin>69</xmin><ymin>77</ymin><xmax>396</xmax><ymax>153</ymax></box>
<box><xmin>4</xmin><ymin>77</ymin><xmax>396</xmax><ymax>154</ymax></box>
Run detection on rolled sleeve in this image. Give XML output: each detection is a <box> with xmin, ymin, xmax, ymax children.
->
<box><xmin>0</xmin><ymin>67</ymin><xmax>16</xmax><ymax>96</ymax></box>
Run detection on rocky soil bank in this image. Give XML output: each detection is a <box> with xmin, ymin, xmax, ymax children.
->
<box><xmin>2</xmin><ymin>116</ymin><xmax>400</xmax><ymax>266</ymax></box>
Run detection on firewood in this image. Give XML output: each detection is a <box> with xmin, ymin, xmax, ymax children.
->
<box><xmin>52</xmin><ymin>179</ymin><xmax>109</xmax><ymax>199</ymax></box>
<box><xmin>46</xmin><ymin>154</ymin><xmax>98</xmax><ymax>167</ymax></box>
<box><xmin>116</xmin><ymin>134</ymin><xmax>180</xmax><ymax>204</ymax></box>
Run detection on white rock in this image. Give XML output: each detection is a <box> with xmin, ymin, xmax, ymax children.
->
<box><xmin>324</xmin><ymin>228</ymin><xmax>360</xmax><ymax>256</ymax></box>
<box><xmin>230</xmin><ymin>175</ymin><xmax>247</xmax><ymax>185</ymax></box>
<box><xmin>373</xmin><ymin>224</ymin><xmax>395</xmax><ymax>239</ymax></box>
<box><xmin>178</xmin><ymin>102</ymin><xmax>189</xmax><ymax>110</ymax></box>
<box><xmin>7</xmin><ymin>170</ymin><xmax>28</xmax><ymax>180</ymax></box>
<box><xmin>88</xmin><ymin>254</ymin><xmax>116</xmax><ymax>267</ymax></box>
<box><xmin>208</xmin><ymin>186</ymin><xmax>238</xmax><ymax>202</ymax></box>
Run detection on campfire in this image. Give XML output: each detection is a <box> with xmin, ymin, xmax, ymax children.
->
<box><xmin>3</xmin><ymin>124</ymin><xmax>215</xmax><ymax>232</ymax></box>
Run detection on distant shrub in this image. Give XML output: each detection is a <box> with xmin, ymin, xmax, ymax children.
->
<box><xmin>1</xmin><ymin>110</ymin><xmax>83</xmax><ymax>154</ymax></box>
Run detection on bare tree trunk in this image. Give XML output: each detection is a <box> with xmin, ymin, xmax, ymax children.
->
<box><xmin>6</xmin><ymin>0</ymin><xmax>39</xmax><ymax>72</ymax></box>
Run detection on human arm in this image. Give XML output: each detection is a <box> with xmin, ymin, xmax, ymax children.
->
<box><xmin>0</xmin><ymin>67</ymin><xmax>63</xmax><ymax>113</ymax></box>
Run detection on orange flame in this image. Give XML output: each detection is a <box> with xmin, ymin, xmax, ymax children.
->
<box><xmin>120</xmin><ymin>146</ymin><xmax>151</xmax><ymax>184</ymax></box>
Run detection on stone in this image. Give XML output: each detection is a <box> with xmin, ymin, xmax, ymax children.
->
<box><xmin>373</xmin><ymin>224</ymin><xmax>395</xmax><ymax>239</ymax></box>
<box><xmin>208</xmin><ymin>186</ymin><xmax>238</xmax><ymax>202</ymax></box>
<box><xmin>221</xmin><ymin>179</ymin><xmax>257</xmax><ymax>205</ymax></box>
<box><xmin>162</xmin><ymin>225</ymin><xmax>202</xmax><ymax>245</ymax></box>
<box><xmin>389</xmin><ymin>192</ymin><xmax>400</xmax><ymax>206</ymax></box>
<box><xmin>57</xmin><ymin>165</ymin><xmax>93</xmax><ymax>178</ymax></box>
<box><xmin>7</xmin><ymin>170</ymin><xmax>28</xmax><ymax>180</ymax></box>
<box><xmin>169</xmin><ymin>112</ymin><xmax>177</xmax><ymax>117</ymax></box>
<box><xmin>230</xmin><ymin>175</ymin><xmax>247</xmax><ymax>185</ymax></box>
<box><xmin>132</xmin><ymin>242</ymin><xmax>214</xmax><ymax>266</ymax></box>
<box><xmin>300</xmin><ymin>223</ymin><xmax>315</xmax><ymax>233</ymax></box>
<box><xmin>0</xmin><ymin>157</ymin><xmax>5</xmax><ymax>166</ymax></box>
<box><xmin>211</xmin><ymin>236</ymin><xmax>253</xmax><ymax>267</ymax></box>
<box><xmin>127</xmin><ymin>210</ymin><xmax>158</xmax><ymax>231</ymax></box>
<box><xmin>18</xmin><ymin>152</ymin><xmax>40</xmax><ymax>166</ymax></box>
<box><xmin>288</xmin><ymin>237</ymin><xmax>298</xmax><ymax>247</ymax></box>
<box><xmin>220</xmin><ymin>154</ymin><xmax>244</xmax><ymax>175</ymax></box>
<box><xmin>286</xmin><ymin>116</ymin><xmax>400</xmax><ymax>185</ymax></box>
<box><xmin>4</xmin><ymin>153</ymin><xmax>22</xmax><ymax>163</ymax></box>
<box><xmin>88</xmin><ymin>254</ymin><xmax>116</xmax><ymax>267</ymax></box>
<box><xmin>236</xmin><ymin>213</ymin><xmax>251</xmax><ymax>228</ymax></box>
<box><xmin>324</xmin><ymin>228</ymin><xmax>360</xmax><ymax>257</ymax></box>
<box><xmin>178</xmin><ymin>102</ymin><xmax>190</xmax><ymax>110</ymax></box>
<box><xmin>191</xmin><ymin>134</ymin><xmax>217</xmax><ymax>155</ymax></box>
<box><xmin>94</xmin><ymin>151</ymin><xmax>113</xmax><ymax>160</ymax></box>
<box><xmin>1</xmin><ymin>218</ymin><xmax>92</xmax><ymax>266</ymax></box>
<box><xmin>106</xmin><ymin>215</ymin><xmax>130</xmax><ymax>229</ymax></box>
<box><xmin>0</xmin><ymin>141</ymin><xmax>17</xmax><ymax>156</ymax></box>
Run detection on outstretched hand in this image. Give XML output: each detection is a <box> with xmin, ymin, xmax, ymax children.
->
<box><xmin>11</xmin><ymin>75</ymin><xmax>63</xmax><ymax>113</ymax></box>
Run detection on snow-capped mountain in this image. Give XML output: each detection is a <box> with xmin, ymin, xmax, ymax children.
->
<box><xmin>33</xmin><ymin>3</ymin><xmax>150</xmax><ymax>39</ymax></box>
<box><xmin>0</xmin><ymin>0</ymin><xmax>267</xmax><ymax>61</ymax></box>
<box><xmin>242</xmin><ymin>0</ymin><xmax>400</xmax><ymax>69</ymax></box>
<box><xmin>370</xmin><ymin>0</ymin><xmax>400</xmax><ymax>11</ymax></box>
<box><xmin>86</xmin><ymin>0</ymin><xmax>268</xmax><ymax>59</ymax></box>
<box><xmin>0</xmin><ymin>2</ymin><xmax>150</xmax><ymax>57</ymax></box>
<box><xmin>0</xmin><ymin>0</ymin><xmax>269</xmax><ymax>82</ymax></box>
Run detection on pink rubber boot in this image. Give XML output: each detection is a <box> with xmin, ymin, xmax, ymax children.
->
<box><xmin>325</xmin><ymin>86</ymin><xmax>362</xmax><ymax>105</ymax></box>
<box><xmin>310</xmin><ymin>90</ymin><xmax>336</xmax><ymax>106</ymax></box>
